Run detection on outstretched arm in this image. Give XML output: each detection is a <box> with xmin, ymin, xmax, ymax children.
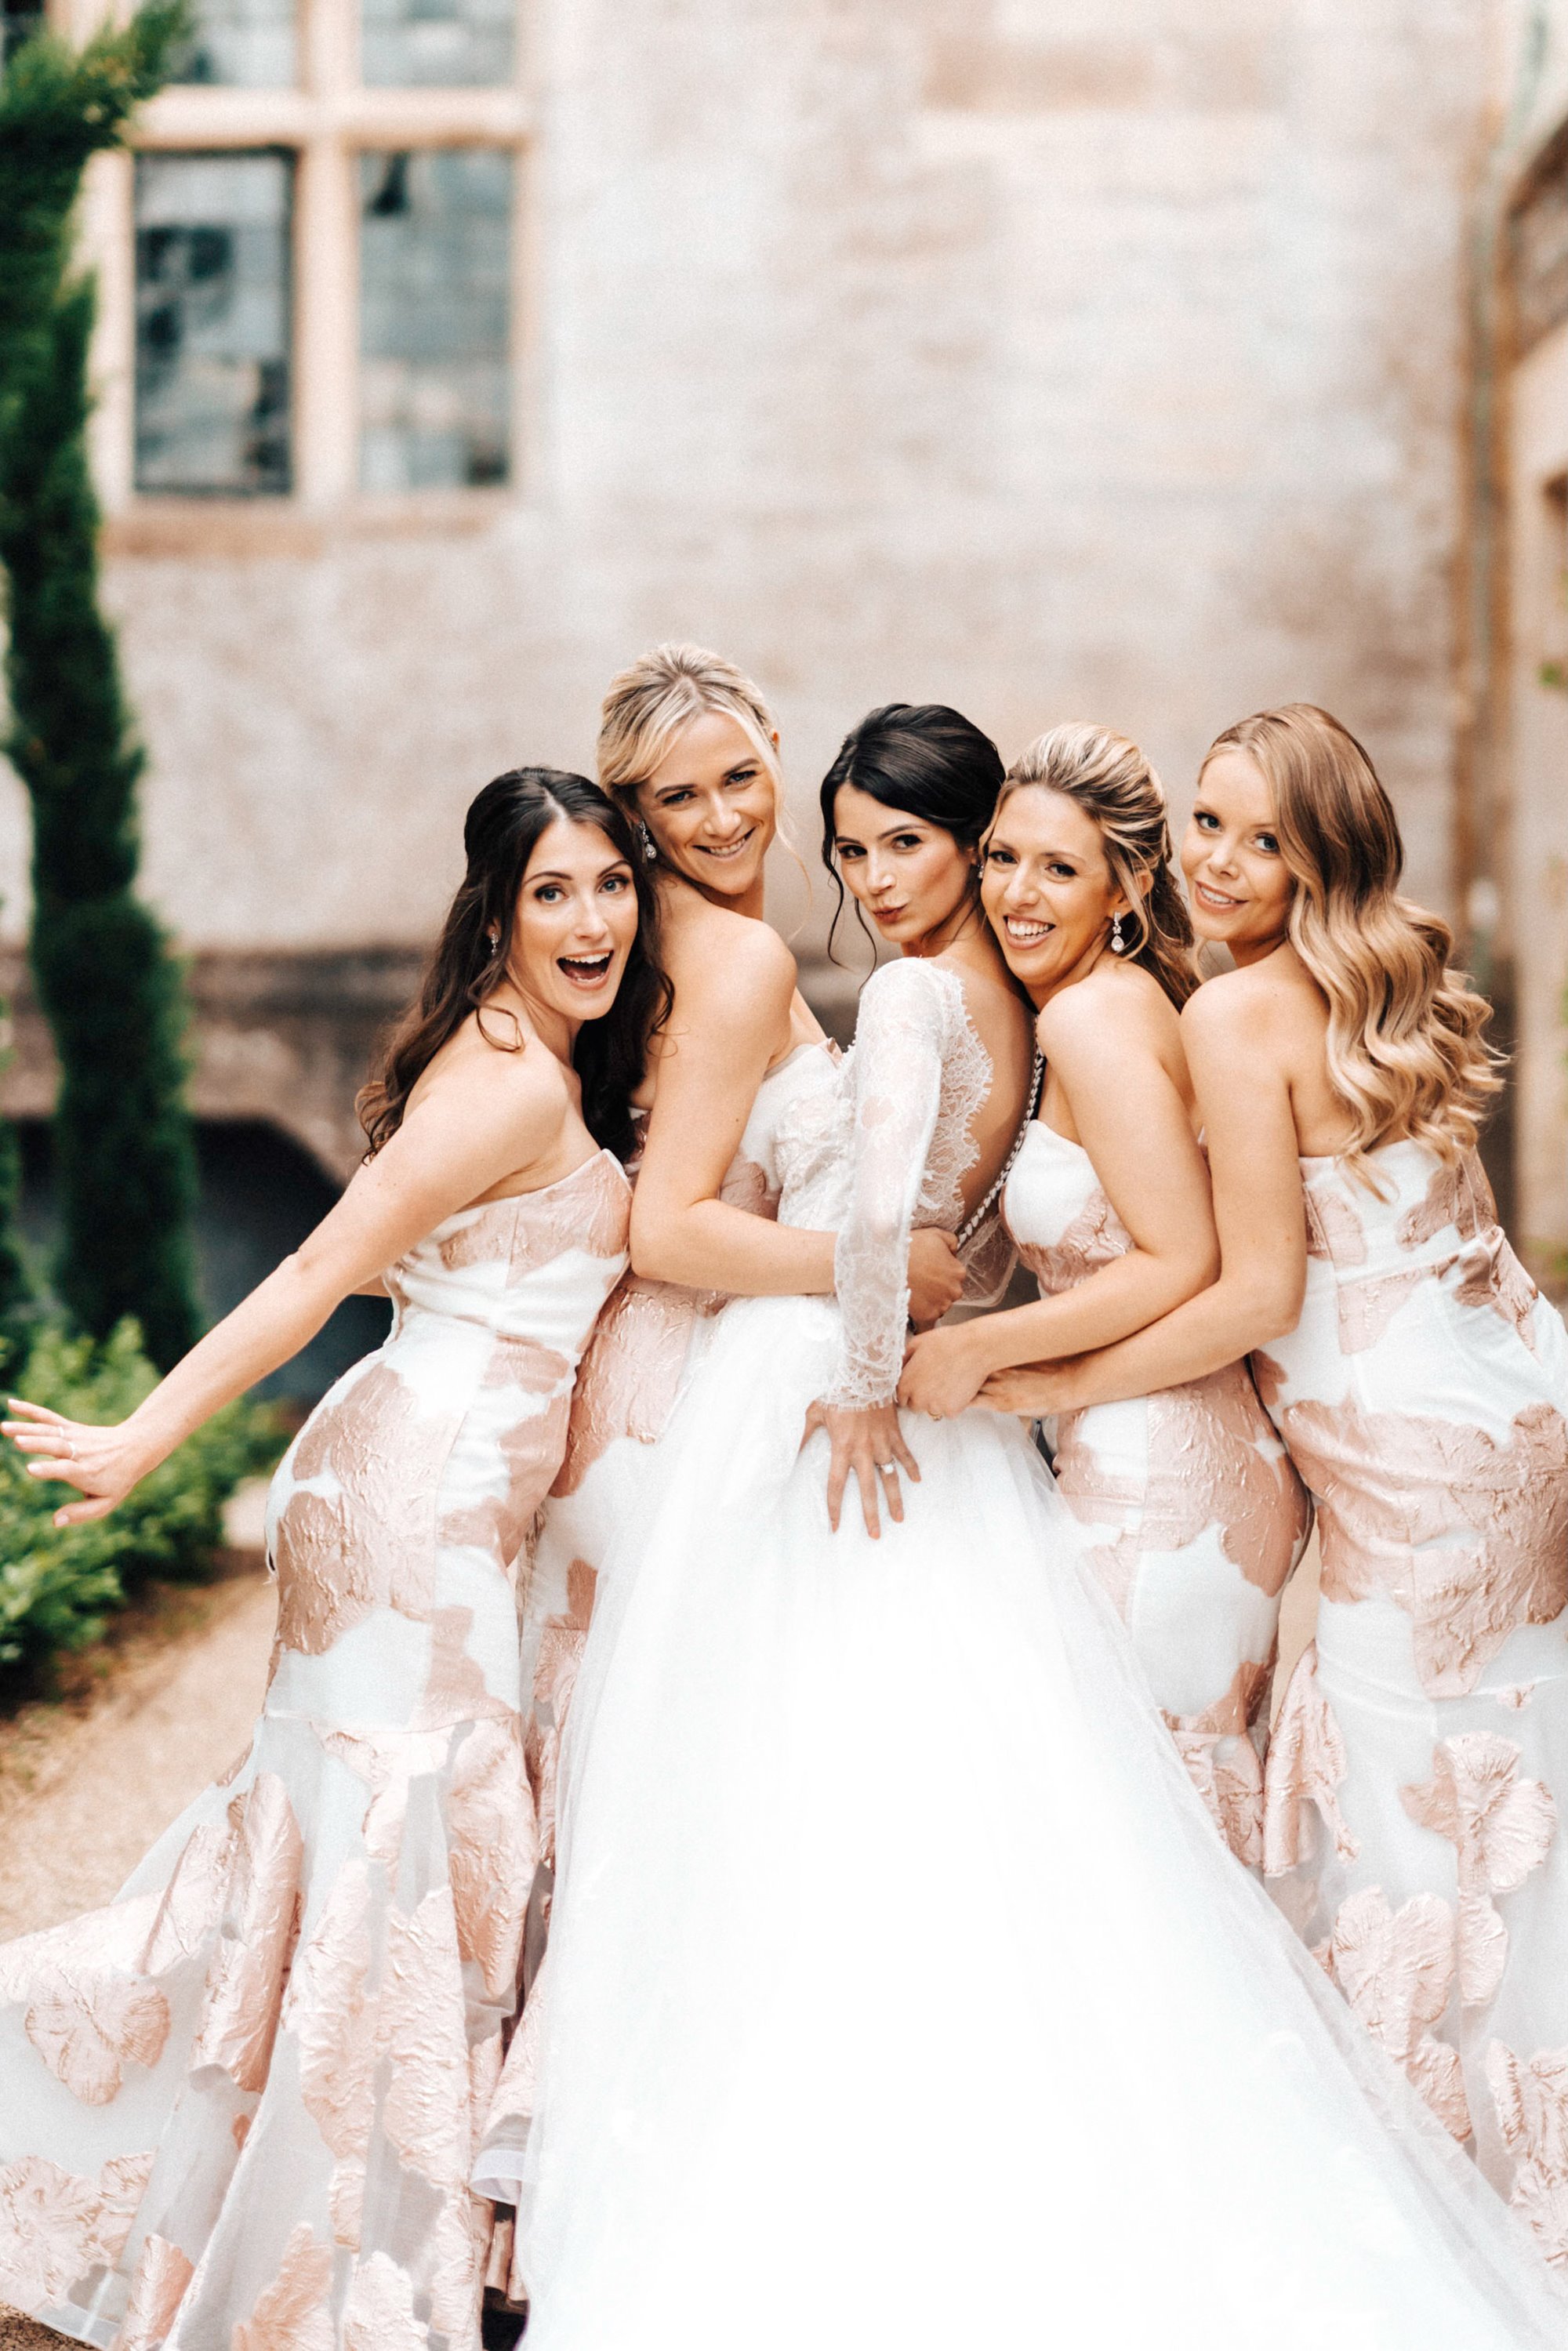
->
<box><xmin>978</xmin><ymin>982</ymin><xmax>1306</xmax><ymax>1416</ymax></box>
<box><xmin>5</xmin><ymin>1053</ymin><xmax>568</xmax><ymax>1524</ymax></box>
<box><xmin>899</xmin><ymin>985</ymin><xmax>1218</xmax><ymax>1418</ymax></box>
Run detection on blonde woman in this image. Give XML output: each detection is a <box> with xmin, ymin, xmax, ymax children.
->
<box><xmin>485</xmin><ymin>654</ymin><xmax>962</xmax><ymax>2222</ymax></box>
<box><xmin>527</xmin><ymin>644</ymin><xmax>962</xmax><ymax>1655</ymax></box>
<box><xmin>900</xmin><ymin>725</ymin><xmax>1310</xmax><ymax>1865</ymax></box>
<box><xmin>987</xmin><ymin>705</ymin><xmax>1568</xmax><ymax>2258</ymax></box>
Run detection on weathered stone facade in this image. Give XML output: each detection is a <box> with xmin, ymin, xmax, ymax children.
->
<box><xmin>1497</xmin><ymin>5</ymin><xmax>1568</xmax><ymax>1277</ymax></box>
<box><xmin>0</xmin><ymin>0</ymin><xmax>1562</xmax><ymax>1243</ymax></box>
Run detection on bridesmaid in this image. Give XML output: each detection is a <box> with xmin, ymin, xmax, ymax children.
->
<box><xmin>492</xmin><ymin>657</ymin><xmax>964</xmax><ymax>2213</ymax></box>
<box><xmin>524</xmin><ymin>648</ymin><xmax>964</xmax><ymax>1797</ymax></box>
<box><xmin>900</xmin><ymin>724</ymin><xmax>1309</xmax><ymax>1863</ymax></box>
<box><xmin>997</xmin><ymin>704</ymin><xmax>1568</xmax><ymax>2258</ymax></box>
<box><xmin>0</xmin><ymin>769</ymin><xmax>657</xmax><ymax>2350</ymax></box>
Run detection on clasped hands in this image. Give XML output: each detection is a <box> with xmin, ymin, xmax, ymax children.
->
<box><xmin>802</xmin><ymin>1250</ymin><xmax>1087</xmax><ymax>1536</ymax></box>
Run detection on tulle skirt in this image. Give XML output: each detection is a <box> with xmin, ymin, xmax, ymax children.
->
<box><xmin>481</xmin><ymin>1294</ymin><xmax>1566</xmax><ymax>2349</ymax></box>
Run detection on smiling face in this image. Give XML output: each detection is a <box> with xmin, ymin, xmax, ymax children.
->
<box><xmin>980</xmin><ymin>784</ymin><xmax>1129</xmax><ymax>1003</ymax></box>
<box><xmin>633</xmin><ymin>708</ymin><xmax>778</xmax><ymax>904</ymax></box>
<box><xmin>831</xmin><ymin>782</ymin><xmax>979</xmax><ymax>952</ymax></box>
<box><xmin>1181</xmin><ymin>747</ymin><xmax>1294</xmax><ymax>964</ymax></box>
<box><xmin>508</xmin><ymin>817</ymin><xmax>640</xmax><ymax>1027</ymax></box>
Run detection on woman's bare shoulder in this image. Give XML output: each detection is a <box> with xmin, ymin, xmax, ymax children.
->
<box><xmin>1036</xmin><ymin>961</ymin><xmax>1177</xmax><ymax>1058</ymax></box>
<box><xmin>397</xmin><ymin>1014</ymin><xmax>573</xmax><ymax>1178</ymax></box>
<box><xmin>664</xmin><ymin>894</ymin><xmax>796</xmax><ymax>989</ymax></box>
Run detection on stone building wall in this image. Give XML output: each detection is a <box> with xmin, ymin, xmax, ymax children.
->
<box><xmin>0</xmin><ymin>0</ymin><xmax>1526</xmax><ymax>1177</ymax></box>
<box><xmin>1497</xmin><ymin>0</ymin><xmax>1568</xmax><ymax>1275</ymax></box>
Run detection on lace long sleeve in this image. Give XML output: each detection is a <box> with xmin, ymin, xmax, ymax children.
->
<box><xmin>823</xmin><ymin>960</ymin><xmax>949</xmax><ymax>1409</ymax></box>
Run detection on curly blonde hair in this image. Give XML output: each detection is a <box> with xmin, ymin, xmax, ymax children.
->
<box><xmin>597</xmin><ymin>643</ymin><xmax>783</xmax><ymax>814</ymax></box>
<box><xmin>1204</xmin><ymin>703</ymin><xmax>1501</xmax><ymax>1169</ymax></box>
<box><xmin>995</xmin><ymin>723</ymin><xmax>1196</xmax><ymax>1008</ymax></box>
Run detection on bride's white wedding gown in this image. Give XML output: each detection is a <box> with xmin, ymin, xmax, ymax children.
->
<box><xmin>481</xmin><ymin>956</ymin><xmax>1566</xmax><ymax>2349</ymax></box>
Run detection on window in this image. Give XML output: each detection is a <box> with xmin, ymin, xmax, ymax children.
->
<box><xmin>360</xmin><ymin>150</ymin><xmax>511</xmax><ymax>488</ymax></box>
<box><xmin>361</xmin><ymin>0</ymin><xmax>514</xmax><ymax>89</ymax></box>
<box><xmin>172</xmin><ymin>0</ymin><xmax>296</xmax><ymax>90</ymax></box>
<box><xmin>113</xmin><ymin>0</ymin><xmax>525</xmax><ymax>509</ymax></box>
<box><xmin>135</xmin><ymin>153</ymin><xmax>292</xmax><ymax>495</ymax></box>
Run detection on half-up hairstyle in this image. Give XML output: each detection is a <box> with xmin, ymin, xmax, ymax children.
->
<box><xmin>818</xmin><ymin>702</ymin><xmax>1005</xmax><ymax>962</ymax></box>
<box><xmin>994</xmin><ymin>723</ymin><xmax>1196</xmax><ymax>1007</ymax></box>
<box><xmin>597</xmin><ymin>641</ymin><xmax>783</xmax><ymax>815</ymax></box>
<box><xmin>1203</xmin><ymin>704</ymin><xmax>1501</xmax><ymax>1170</ymax></box>
<box><xmin>358</xmin><ymin>767</ymin><xmax>670</xmax><ymax>1163</ymax></box>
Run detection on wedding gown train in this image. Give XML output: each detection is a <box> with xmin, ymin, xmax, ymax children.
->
<box><xmin>481</xmin><ymin>958</ymin><xmax>1566</xmax><ymax>2349</ymax></box>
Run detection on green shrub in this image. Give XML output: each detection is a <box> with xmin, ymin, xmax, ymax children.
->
<box><xmin>0</xmin><ymin>1316</ymin><xmax>283</xmax><ymax>1671</ymax></box>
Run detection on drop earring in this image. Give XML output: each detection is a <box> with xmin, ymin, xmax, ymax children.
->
<box><xmin>1110</xmin><ymin>912</ymin><xmax>1126</xmax><ymax>954</ymax></box>
<box><xmin>637</xmin><ymin>819</ymin><xmax>659</xmax><ymax>865</ymax></box>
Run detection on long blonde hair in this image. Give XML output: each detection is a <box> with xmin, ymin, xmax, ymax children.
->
<box><xmin>597</xmin><ymin>642</ymin><xmax>784</xmax><ymax>815</ymax></box>
<box><xmin>1205</xmin><ymin>703</ymin><xmax>1501</xmax><ymax>1167</ymax></box>
<box><xmin>996</xmin><ymin>723</ymin><xmax>1196</xmax><ymax>1007</ymax></box>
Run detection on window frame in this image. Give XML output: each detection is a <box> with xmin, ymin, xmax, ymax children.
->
<box><xmin>55</xmin><ymin>0</ymin><xmax>533</xmax><ymax>526</ymax></box>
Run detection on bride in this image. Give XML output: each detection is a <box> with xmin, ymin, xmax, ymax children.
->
<box><xmin>486</xmin><ymin>709</ymin><xmax>1567</xmax><ymax>2349</ymax></box>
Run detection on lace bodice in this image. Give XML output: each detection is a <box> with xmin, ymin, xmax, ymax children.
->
<box><xmin>775</xmin><ymin>959</ymin><xmax>993</xmax><ymax>1408</ymax></box>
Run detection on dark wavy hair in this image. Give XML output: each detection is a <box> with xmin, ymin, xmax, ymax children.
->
<box><xmin>818</xmin><ymin>702</ymin><xmax>1006</xmax><ymax>962</ymax></box>
<box><xmin>358</xmin><ymin>767</ymin><xmax>670</xmax><ymax>1163</ymax></box>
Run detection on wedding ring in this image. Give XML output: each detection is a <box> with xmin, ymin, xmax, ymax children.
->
<box><xmin>875</xmin><ymin>1460</ymin><xmax>897</xmax><ymax>1475</ymax></box>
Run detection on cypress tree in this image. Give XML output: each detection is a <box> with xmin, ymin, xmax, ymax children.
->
<box><xmin>0</xmin><ymin>3</ymin><xmax>201</xmax><ymax>1370</ymax></box>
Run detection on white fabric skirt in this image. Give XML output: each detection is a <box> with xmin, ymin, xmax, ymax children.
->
<box><xmin>481</xmin><ymin>1293</ymin><xmax>1566</xmax><ymax>2349</ymax></box>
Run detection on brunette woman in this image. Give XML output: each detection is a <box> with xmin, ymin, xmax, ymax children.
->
<box><xmin>0</xmin><ymin>770</ymin><xmax>659</xmax><ymax>2350</ymax></box>
<box><xmin>901</xmin><ymin>724</ymin><xmax>1310</xmax><ymax>1865</ymax></box>
<box><xmin>485</xmin><ymin>700</ymin><xmax>1010</xmax><ymax>2186</ymax></box>
<box><xmin>989</xmin><ymin>705</ymin><xmax>1568</xmax><ymax>2258</ymax></box>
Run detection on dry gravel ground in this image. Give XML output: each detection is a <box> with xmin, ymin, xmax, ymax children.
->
<box><xmin>0</xmin><ymin>1485</ymin><xmax>275</xmax><ymax>2349</ymax></box>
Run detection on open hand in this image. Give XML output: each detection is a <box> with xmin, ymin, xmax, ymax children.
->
<box><xmin>905</xmin><ymin>1228</ymin><xmax>964</xmax><ymax>1326</ymax></box>
<box><xmin>2</xmin><ymin>1399</ymin><xmax>153</xmax><ymax>1527</ymax></box>
<box><xmin>897</xmin><ymin>1325</ymin><xmax>990</xmax><ymax>1420</ymax></box>
<box><xmin>800</xmin><ymin>1398</ymin><xmax>920</xmax><ymax>1537</ymax></box>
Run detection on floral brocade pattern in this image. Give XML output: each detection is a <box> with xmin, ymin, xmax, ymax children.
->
<box><xmin>0</xmin><ymin>1152</ymin><xmax>628</xmax><ymax>2349</ymax></box>
<box><xmin>1257</xmin><ymin>1139</ymin><xmax>1568</xmax><ymax>2257</ymax></box>
<box><xmin>1004</xmin><ymin>1122</ymin><xmax>1311</xmax><ymax>1867</ymax></box>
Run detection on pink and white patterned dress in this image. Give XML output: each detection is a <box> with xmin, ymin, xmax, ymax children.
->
<box><xmin>0</xmin><ymin>1151</ymin><xmax>628</xmax><ymax>2351</ymax></box>
<box><xmin>1257</xmin><ymin>1141</ymin><xmax>1568</xmax><ymax>2261</ymax></box>
<box><xmin>1003</xmin><ymin>1118</ymin><xmax>1311</xmax><ymax>1864</ymax></box>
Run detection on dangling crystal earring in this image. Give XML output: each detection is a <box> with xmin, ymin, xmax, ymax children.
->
<box><xmin>637</xmin><ymin>819</ymin><xmax>659</xmax><ymax>865</ymax></box>
<box><xmin>1110</xmin><ymin>912</ymin><xmax>1126</xmax><ymax>954</ymax></box>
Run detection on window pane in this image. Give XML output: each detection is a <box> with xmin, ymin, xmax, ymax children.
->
<box><xmin>136</xmin><ymin>154</ymin><xmax>292</xmax><ymax>497</ymax></box>
<box><xmin>361</xmin><ymin>0</ymin><xmax>512</xmax><ymax>88</ymax></box>
<box><xmin>171</xmin><ymin>0</ymin><xmax>296</xmax><ymax>88</ymax></box>
<box><xmin>359</xmin><ymin>151</ymin><xmax>510</xmax><ymax>491</ymax></box>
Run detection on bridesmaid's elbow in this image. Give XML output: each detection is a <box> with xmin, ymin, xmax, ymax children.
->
<box><xmin>1236</xmin><ymin>1264</ymin><xmax>1306</xmax><ymax>1350</ymax></box>
<box><xmin>629</xmin><ymin>1195</ymin><xmax>702</xmax><ymax>1286</ymax></box>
